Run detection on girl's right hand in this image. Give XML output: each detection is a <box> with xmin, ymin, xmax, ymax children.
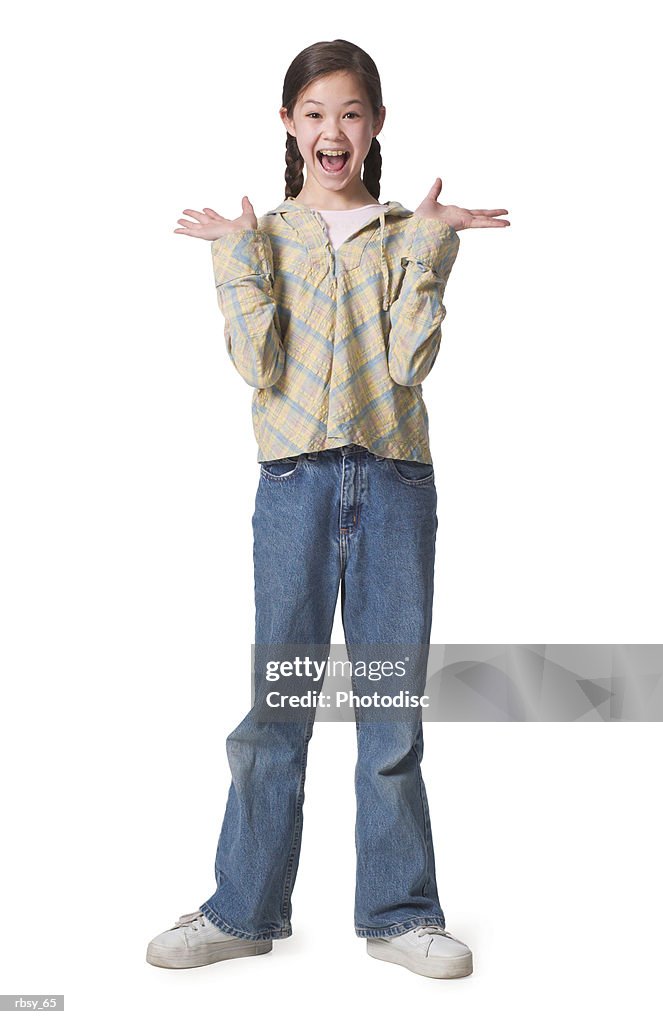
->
<box><xmin>173</xmin><ymin>196</ymin><xmax>258</xmax><ymax>240</ymax></box>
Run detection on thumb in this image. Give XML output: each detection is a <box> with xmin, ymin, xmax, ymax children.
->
<box><xmin>242</xmin><ymin>195</ymin><xmax>254</xmax><ymax>211</ymax></box>
<box><xmin>427</xmin><ymin>177</ymin><xmax>442</xmax><ymax>201</ymax></box>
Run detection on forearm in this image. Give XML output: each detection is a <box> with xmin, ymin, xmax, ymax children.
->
<box><xmin>387</xmin><ymin>217</ymin><xmax>460</xmax><ymax>387</ymax></box>
<box><xmin>212</xmin><ymin>229</ymin><xmax>286</xmax><ymax>389</ymax></box>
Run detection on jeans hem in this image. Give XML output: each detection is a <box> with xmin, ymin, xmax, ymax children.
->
<box><xmin>355</xmin><ymin>915</ymin><xmax>446</xmax><ymax>939</ymax></box>
<box><xmin>200</xmin><ymin>902</ymin><xmax>292</xmax><ymax>941</ymax></box>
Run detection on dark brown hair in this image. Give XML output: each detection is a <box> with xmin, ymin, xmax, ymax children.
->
<box><xmin>282</xmin><ymin>39</ymin><xmax>384</xmax><ymax>201</ymax></box>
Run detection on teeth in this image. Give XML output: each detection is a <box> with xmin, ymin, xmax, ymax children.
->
<box><xmin>318</xmin><ymin>149</ymin><xmax>349</xmax><ymax>156</ymax></box>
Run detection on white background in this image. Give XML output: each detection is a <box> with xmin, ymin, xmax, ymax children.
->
<box><xmin>1</xmin><ymin>0</ymin><xmax>661</xmax><ymax>1019</ymax></box>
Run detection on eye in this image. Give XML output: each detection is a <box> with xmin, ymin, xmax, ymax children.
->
<box><xmin>305</xmin><ymin>112</ymin><xmax>360</xmax><ymax>119</ymax></box>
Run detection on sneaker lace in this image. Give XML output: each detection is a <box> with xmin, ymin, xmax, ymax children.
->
<box><xmin>174</xmin><ymin>911</ymin><xmax>208</xmax><ymax>931</ymax></box>
<box><xmin>413</xmin><ymin>925</ymin><xmax>460</xmax><ymax>941</ymax></box>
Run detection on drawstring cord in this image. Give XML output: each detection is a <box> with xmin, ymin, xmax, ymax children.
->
<box><xmin>379</xmin><ymin>211</ymin><xmax>390</xmax><ymax>310</ymax></box>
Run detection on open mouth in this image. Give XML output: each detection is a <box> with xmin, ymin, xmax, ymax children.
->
<box><xmin>316</xmin><ymin>150</ymin><xmax>350</xmax><ymax>174</ymax></box>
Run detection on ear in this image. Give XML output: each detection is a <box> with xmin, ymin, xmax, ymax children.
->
<box><xmin>373</xmin><ymin>105</ymin><xmax>386</xmax><ymax>138</ymax></box>
<box><xmin>279</xmin><ymin>106</ymin><xmax>295</xmax><ymax>136</ymax></box>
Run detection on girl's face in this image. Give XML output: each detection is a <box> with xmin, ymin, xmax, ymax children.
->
<box><xmin>280</xmin><ymin>71</ymin><xmax>385</xmax><ymax>201</ymax></box>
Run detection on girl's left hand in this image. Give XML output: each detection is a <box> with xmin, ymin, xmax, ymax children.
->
<box><xmin>414</xmin><ymin>177</ymin><xmax>510</xmax><ymax>231</ymax></box>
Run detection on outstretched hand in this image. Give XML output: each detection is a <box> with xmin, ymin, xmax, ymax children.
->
<box><xmin>414</xmin><ymin>178</ymin><xmax>509</xmax><ymax>231</ymax></box>
<box><xmin>173</xmin><ymin>196</ymin><xmax>258</xmax><ymax>240</ymax></box>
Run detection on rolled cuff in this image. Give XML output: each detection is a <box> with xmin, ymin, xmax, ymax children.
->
<box><xmin>211</xmin><ymin>229</ymin><xmax>273</xmax><ymax>287</ymax></box>
<box><xmin>401</xmin><ymin>217</ymin><xmax>460</xmax><ymax>274</ymax></box>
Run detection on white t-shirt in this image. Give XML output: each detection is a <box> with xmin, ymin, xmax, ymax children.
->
<box><xmin>315</xmin><ymin>203</ymin><xmax>389</xmax><ymax>250</ymax></box>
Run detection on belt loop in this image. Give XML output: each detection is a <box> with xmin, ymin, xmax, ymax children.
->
<box><xmin>306</xmin><ymin>451</ymin><xmax>319</xmax><ymax>461</ymax></box>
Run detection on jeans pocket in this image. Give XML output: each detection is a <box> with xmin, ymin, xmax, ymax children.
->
<box><xmin>388</xmin><ymin>458</ymin><xmax>435</xmax><ymax>486</ymax></box>
<box><xmin>260</xmin><ymin>456</ymin><xmax>302</xmax><ymax>481</ymax></box>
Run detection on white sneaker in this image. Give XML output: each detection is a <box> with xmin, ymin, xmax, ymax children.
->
<box><xmin>146</xmin><ymin>911</ymin><xmax>272</xmax><ymax>969</ymax></box>
<box><xmin>367</xmin><ymin>924</ymin><xmax>473</xmax><ymax>979</ymax></box>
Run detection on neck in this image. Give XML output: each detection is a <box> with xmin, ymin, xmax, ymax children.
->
<box><xmin>295</xmin><ymin>180</ymin><xmax>379</xmax><ymax>211</ymax></box>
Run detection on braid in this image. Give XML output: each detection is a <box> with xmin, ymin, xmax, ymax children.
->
<box><xmin>285</xmin><ymin>134</ymin><xmax>305</xmax><ymax>199</ymax></box>
<box><xmin>362</xmin><ymin>137</ymin><xmax>382</xmax><ymax>203</ymax></box>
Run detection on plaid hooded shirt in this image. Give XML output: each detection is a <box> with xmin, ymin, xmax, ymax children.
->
<box><xmin>210</xmin><ymin>196</ymin><xmax>461</xmax><ymax>463</ymax></box>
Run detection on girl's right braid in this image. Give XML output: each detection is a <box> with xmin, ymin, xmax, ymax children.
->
<box><xmin>285</xmin><ymin>134</ymin><xmax>305</xmax><ymax>199</ymax></box>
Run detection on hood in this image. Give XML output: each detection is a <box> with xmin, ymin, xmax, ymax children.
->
<box><xmin>264</xmin><ymin>197</ymin><xmax>413</xmax><ymax>310</ymax></box>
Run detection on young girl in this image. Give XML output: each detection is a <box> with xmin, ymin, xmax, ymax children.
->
<box><xmin>147</xmin><ymin>38</ymin><xmax>509</xmax><ymax>980</ymax></box>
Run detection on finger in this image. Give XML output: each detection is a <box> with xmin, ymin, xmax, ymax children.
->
<box><xmin>202</xmin><ymin>207</ymin><xmax>224</xmax><ymax>220</ymax></box>
<box><xmin>469</xmin><ymin>217</ymin><xmax>510</xmax><ymax>227</ymax></box>
<box><xmin>468</xmin><ymin>209</ymin><xmax>509</xmax><ymax>217</ymax></box>
<box><xmin>180</xmin><ymin>208</ymin><xmax>212</xmax><ymax>222</ymax></box>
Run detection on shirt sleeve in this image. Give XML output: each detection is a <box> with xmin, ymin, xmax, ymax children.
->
<box><xmin>210</xmin><ymin>229</ymin><xmax>286</xmax><ymax>389</ymax></box>
<box><xmin>386</xmin><ymin>216</ymin><xmax>461</xmax><ymax>387</ymax></box>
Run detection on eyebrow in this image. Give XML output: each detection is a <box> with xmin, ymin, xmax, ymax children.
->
<box><xmin>302</xmin><ymin>99</ymin><xmax>365</xmax><ymax>107</ymax></box>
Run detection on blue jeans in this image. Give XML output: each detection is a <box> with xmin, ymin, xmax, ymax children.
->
<box><xmin>200</xmin><ymin>443</ymin><xmax>446</xmax><ymax>940</ymax></box>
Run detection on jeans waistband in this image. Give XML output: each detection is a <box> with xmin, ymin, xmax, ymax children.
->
<box><xmin>304</xmin><ymin>445</ymin><xmax>385</xmax><ymax>462</ymax></box>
